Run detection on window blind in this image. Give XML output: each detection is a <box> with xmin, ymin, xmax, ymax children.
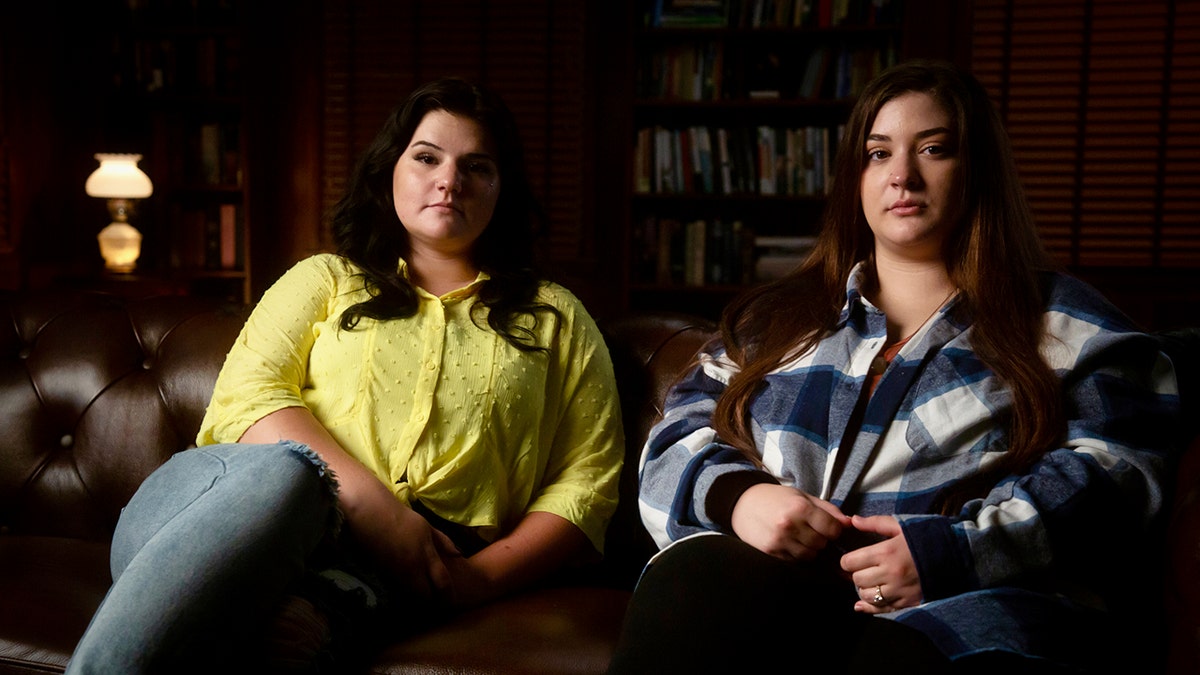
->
<box><xmin>972</xmin><ymin>0</ymin><xmax>1199</xmax><ymax>268</ymax></box>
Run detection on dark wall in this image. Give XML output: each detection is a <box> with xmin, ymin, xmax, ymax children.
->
<box><xmin>1</xmin><ymin>1</ymin><xmax>137</xmax><ymax>286</ymax></box>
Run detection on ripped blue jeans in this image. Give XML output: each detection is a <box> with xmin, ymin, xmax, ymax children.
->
<box><xmin>65</xmin><ymin>442</ymin><xmax>344</xmax><ymax>675</ymax></box>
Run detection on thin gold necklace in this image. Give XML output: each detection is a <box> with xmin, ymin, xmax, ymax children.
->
<box><xmin>892</xmin><ymin>287</ymin><xmax>956</xmax><ymax>344</ymax></box>
<box><xmin>870</xmin><ymin>288</ymin><xmax>957</xmax><ymax>374</ymax></box>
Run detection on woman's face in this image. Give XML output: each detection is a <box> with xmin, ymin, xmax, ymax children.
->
<box><xmin>859</xmin><ymin>92</ymin><xmax>961</xmax><ymax>262</ymax></box>
<box><xmin>392</xmin><ymin>109</ymin><xmax>501</xmax><ymax>262</ymax></box>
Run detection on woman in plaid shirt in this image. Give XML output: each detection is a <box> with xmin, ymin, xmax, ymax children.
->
<box><xmin>609</xmin><ymin>61</ymin><xmax>1179</xmax><ymax>674</ymax></box>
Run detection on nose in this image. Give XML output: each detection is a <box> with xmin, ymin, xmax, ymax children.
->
<box><xmin>890</xmin><ymin>155</ymin><xmax>923</xmax><ymax>190</ymax></box>
<box><xmin>437</xmin><ymin>166</ymin><xmax>463</xmax><ymax>193</ymax></box>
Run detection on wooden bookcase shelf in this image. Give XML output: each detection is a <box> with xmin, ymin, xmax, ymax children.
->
<box><xmin>622</xmin><ymin>0</ymin><xmax>912</xmax><ymax>318</ymax></box>
<box><xmin>106</xmin><ymin>0</ymin><xmax>251</xmax><ymax>304</ymax></box>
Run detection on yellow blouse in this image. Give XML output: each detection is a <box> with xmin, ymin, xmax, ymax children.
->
<box><xmin>197</xmin><ymin>254</ymin><xmax>624</xmax><ymax>551</ymax></box>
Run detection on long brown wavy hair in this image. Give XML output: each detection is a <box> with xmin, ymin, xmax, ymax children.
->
<box><xmin>713</xmin><ymin>60</ymin><xmax>1064</xmax><ymax>514</ymax></box>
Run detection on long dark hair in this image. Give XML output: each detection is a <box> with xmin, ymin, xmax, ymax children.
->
<box><xmin>713</xmin><ymin>60</ymin><xmax>1064</xmax><ymax>514</ymax></box>
<box><xmin>330</xmin><ymin>77</ymin><xmax>556</xmax><ymax>351</ymax></box>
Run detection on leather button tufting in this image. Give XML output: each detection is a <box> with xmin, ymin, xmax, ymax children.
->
<box><xmin>17</xmin><ymin>347</ymin><xmax>30</xmax><ymax>359</ymax></box>
<box><xmin>60</xmin><ymin>435</ymin><xmax>73</xmax><ymax>448</ymax></box>
<box><xmin>142</xmin><ymin>359</ymin><xmax>154</xmax><ymax>370</ymax></box>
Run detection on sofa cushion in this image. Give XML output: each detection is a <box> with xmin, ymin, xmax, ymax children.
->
<box><xmin>0</xmin><ymin>291</ymin><xmax>247</xmax><ymax>541</ymax></box>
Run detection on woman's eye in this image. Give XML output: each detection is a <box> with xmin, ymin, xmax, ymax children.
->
<box><xmin>866</xmin><ymin>148</ymin><xmax>888</xmax><ymax>161</ymax></box>
<box><xmin>414</xmin><ymin>153</ymin><xmax>437</xmax><ymax>165</ymax></box>
<box><xmin>468</xmin><ymin>161</ymin><xmax>496</xmax><ymax>175</ymax></box>
<box><xmin>922</xmin><ymin>141</ymin><xmax>956</xmax><ymax>157</ymax></box>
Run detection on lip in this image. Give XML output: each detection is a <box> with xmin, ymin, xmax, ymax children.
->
<box><xmin>428</xmin><ymin>201</ymin><xmax>464</xmax><ymax>214</ymax></box>
<box><xmin>888</xmin><ymin>199</ymin><xmax>925</xmax><ymax>216</ymax></box>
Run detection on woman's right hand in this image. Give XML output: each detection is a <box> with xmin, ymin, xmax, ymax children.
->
<box><xmin>238</xmin><ymin>407</ymin><xmax>459</xmax><ymax>601</ymax></box>
<box><xmin>730</xmin><ymin>483</ymin><xmax>850</xmax><ymax>561</ymax></box>
<box><xmin>349</xmin><ymin>495</ymin><xmax>458</xmax><ymax>601</ymax></box>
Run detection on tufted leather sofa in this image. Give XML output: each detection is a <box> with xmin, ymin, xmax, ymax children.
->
<box><xmin>0</xmin><ymin>289</ymin><xmax>1197</xmax><ymax>674</ymax></box>
<box><xmin>0</xmin><ymin>290</ymin><xmax>710</xmax><ymax>674</ymax></box>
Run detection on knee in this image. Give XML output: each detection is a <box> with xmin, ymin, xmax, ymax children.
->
<box><xmin>631</xmin><ymin>535</ymin><xmax>748</xmax><ymax>606</ymax></box>
<box><xmin>243</xmin><ymin>441</ymin><xmax>341</xmax><ymax>523</ymax></box>
<box><xmin>632</xmin><ymin>534</ymin><xmax>822</xmax><ymax>611</ymax></box>
<box><xmin>640</xmin><ymin>534</ymin><xmax>757</xmax><ymax>582</ymax></box>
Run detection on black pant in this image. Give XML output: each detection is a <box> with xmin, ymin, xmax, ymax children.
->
<box><xmin>607</xmin><ymin>535</ymin><xmax>1077</xmax><ymax>675</ymax></box>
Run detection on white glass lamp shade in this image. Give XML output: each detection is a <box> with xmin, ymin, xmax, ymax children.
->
<box><xmin>85</xmin><ymin>154</ymin><xmax>153</xmax><ymax>198</ymax></box>
<box><xmin>86</xmin><ymin>153</ymin><xmax>153</xmax><ymax>273</ymax></box>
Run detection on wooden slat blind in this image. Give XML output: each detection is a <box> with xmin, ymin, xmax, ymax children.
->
<box><xmin>1165</xmin><ymin>1</ymin><xmax>1200</xmax><ymax>266</ymax></box>
<box><xmin>972</xmin><ymin>0</ymin><xmax>1200</xmax><ymax>268</ymax></box>
<box><xmin>320</xmin><ymin>0</ymin><xmax>588</xmax><ymax>265</ymax></box>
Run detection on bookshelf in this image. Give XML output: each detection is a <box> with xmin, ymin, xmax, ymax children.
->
<box><xmin>625</xmin><ymin>0</ymin><xmax>909</xmax><ymax>318</ymax></box>
<box><xmin>110</xmin><ymin>0</ymin><xmax>251</xmax><ymax>304</ymax></box>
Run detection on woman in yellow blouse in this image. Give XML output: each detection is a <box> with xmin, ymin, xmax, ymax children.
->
<box><xmin>66</xmin><ymin>78</ymin><xmax>625</xmax><ymax>674</ymax></box>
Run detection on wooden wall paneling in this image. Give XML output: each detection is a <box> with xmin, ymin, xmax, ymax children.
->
<box><xmin>244</xmin><ymin>0</ymin><xmax>324</xmax><ymax>300</ymax></box>
<box><xmin>0</xmin><ymin>1</ymin><xmax>117</xmax><ymax>291</ymax></box>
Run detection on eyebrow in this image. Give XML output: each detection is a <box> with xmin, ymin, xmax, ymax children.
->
<box><xmin>410</xmin><ymin>140</ymin><xmax>496</xmax><ymax>161</ymax></box>
<box><xmin>867</xmin><ymin>126</ymin><xmax>953</xmax><ymax>142</ymax></box>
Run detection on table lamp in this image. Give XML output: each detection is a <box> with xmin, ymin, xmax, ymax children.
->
<box><xmin>85</xmin><ymin>153</ymin><xmax>153</xmax><ymax>273</ymax></box>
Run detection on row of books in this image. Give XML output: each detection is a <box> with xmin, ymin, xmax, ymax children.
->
<box><xmin>736</xmin><ymin>0</ymin><xmax>904</xmax><ymax>28</ymax></box>
<box><xmin>631</xmin><ymin>217</ymin><xmax>753</xmax><ymax>286</ymax></box>
<box><xmin>644</xmin><ymin>0</ymin><xmax>729</xmax><ymax>28</ymax></box>
<box><xmin>630</xmin><ymin>216</ymin><xmax>819</xmax><ymax>286</ymax></box>
<box><xmin>186</xmin><ymin>120</ymin><xmax>241</xmax><ymax>187</ymax></box>
<box><xmin>633</xmin><ymin>124</ymin><xmax>843</xmax><ymax>197</ymax></box>
<box><xmin>644</xmin><ymin>0</ymin><xmax>904</xmax><ymax>29</ymax></box>
<box><xmin>172</xmin><ymin>202</ymin><xmax>243</xmax><ymax>272</ymax></box>
<box><xmin>638</xmin><ymin>42</ymin><xmax>896</xmax><ymax>101</ymax></box>
<box><xmin>638</xmin><ymin>41</ymin><xmax>724</xmax><ymax>101</ymax></box>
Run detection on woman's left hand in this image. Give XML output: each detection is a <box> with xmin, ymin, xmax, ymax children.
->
<box><xmin>440</xmin><ymin>551</ymin><xmax>490</xmax><ymax>609</ymax></box>
<box><xmin>839</xmin><ymin>514</ymin><xmax>922</xmax><ymax>614</ymax></box>
<box><xmin>439</xmin><ymin>511</ymin><xmax>590</xmax><ymax>610</ymax></box>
